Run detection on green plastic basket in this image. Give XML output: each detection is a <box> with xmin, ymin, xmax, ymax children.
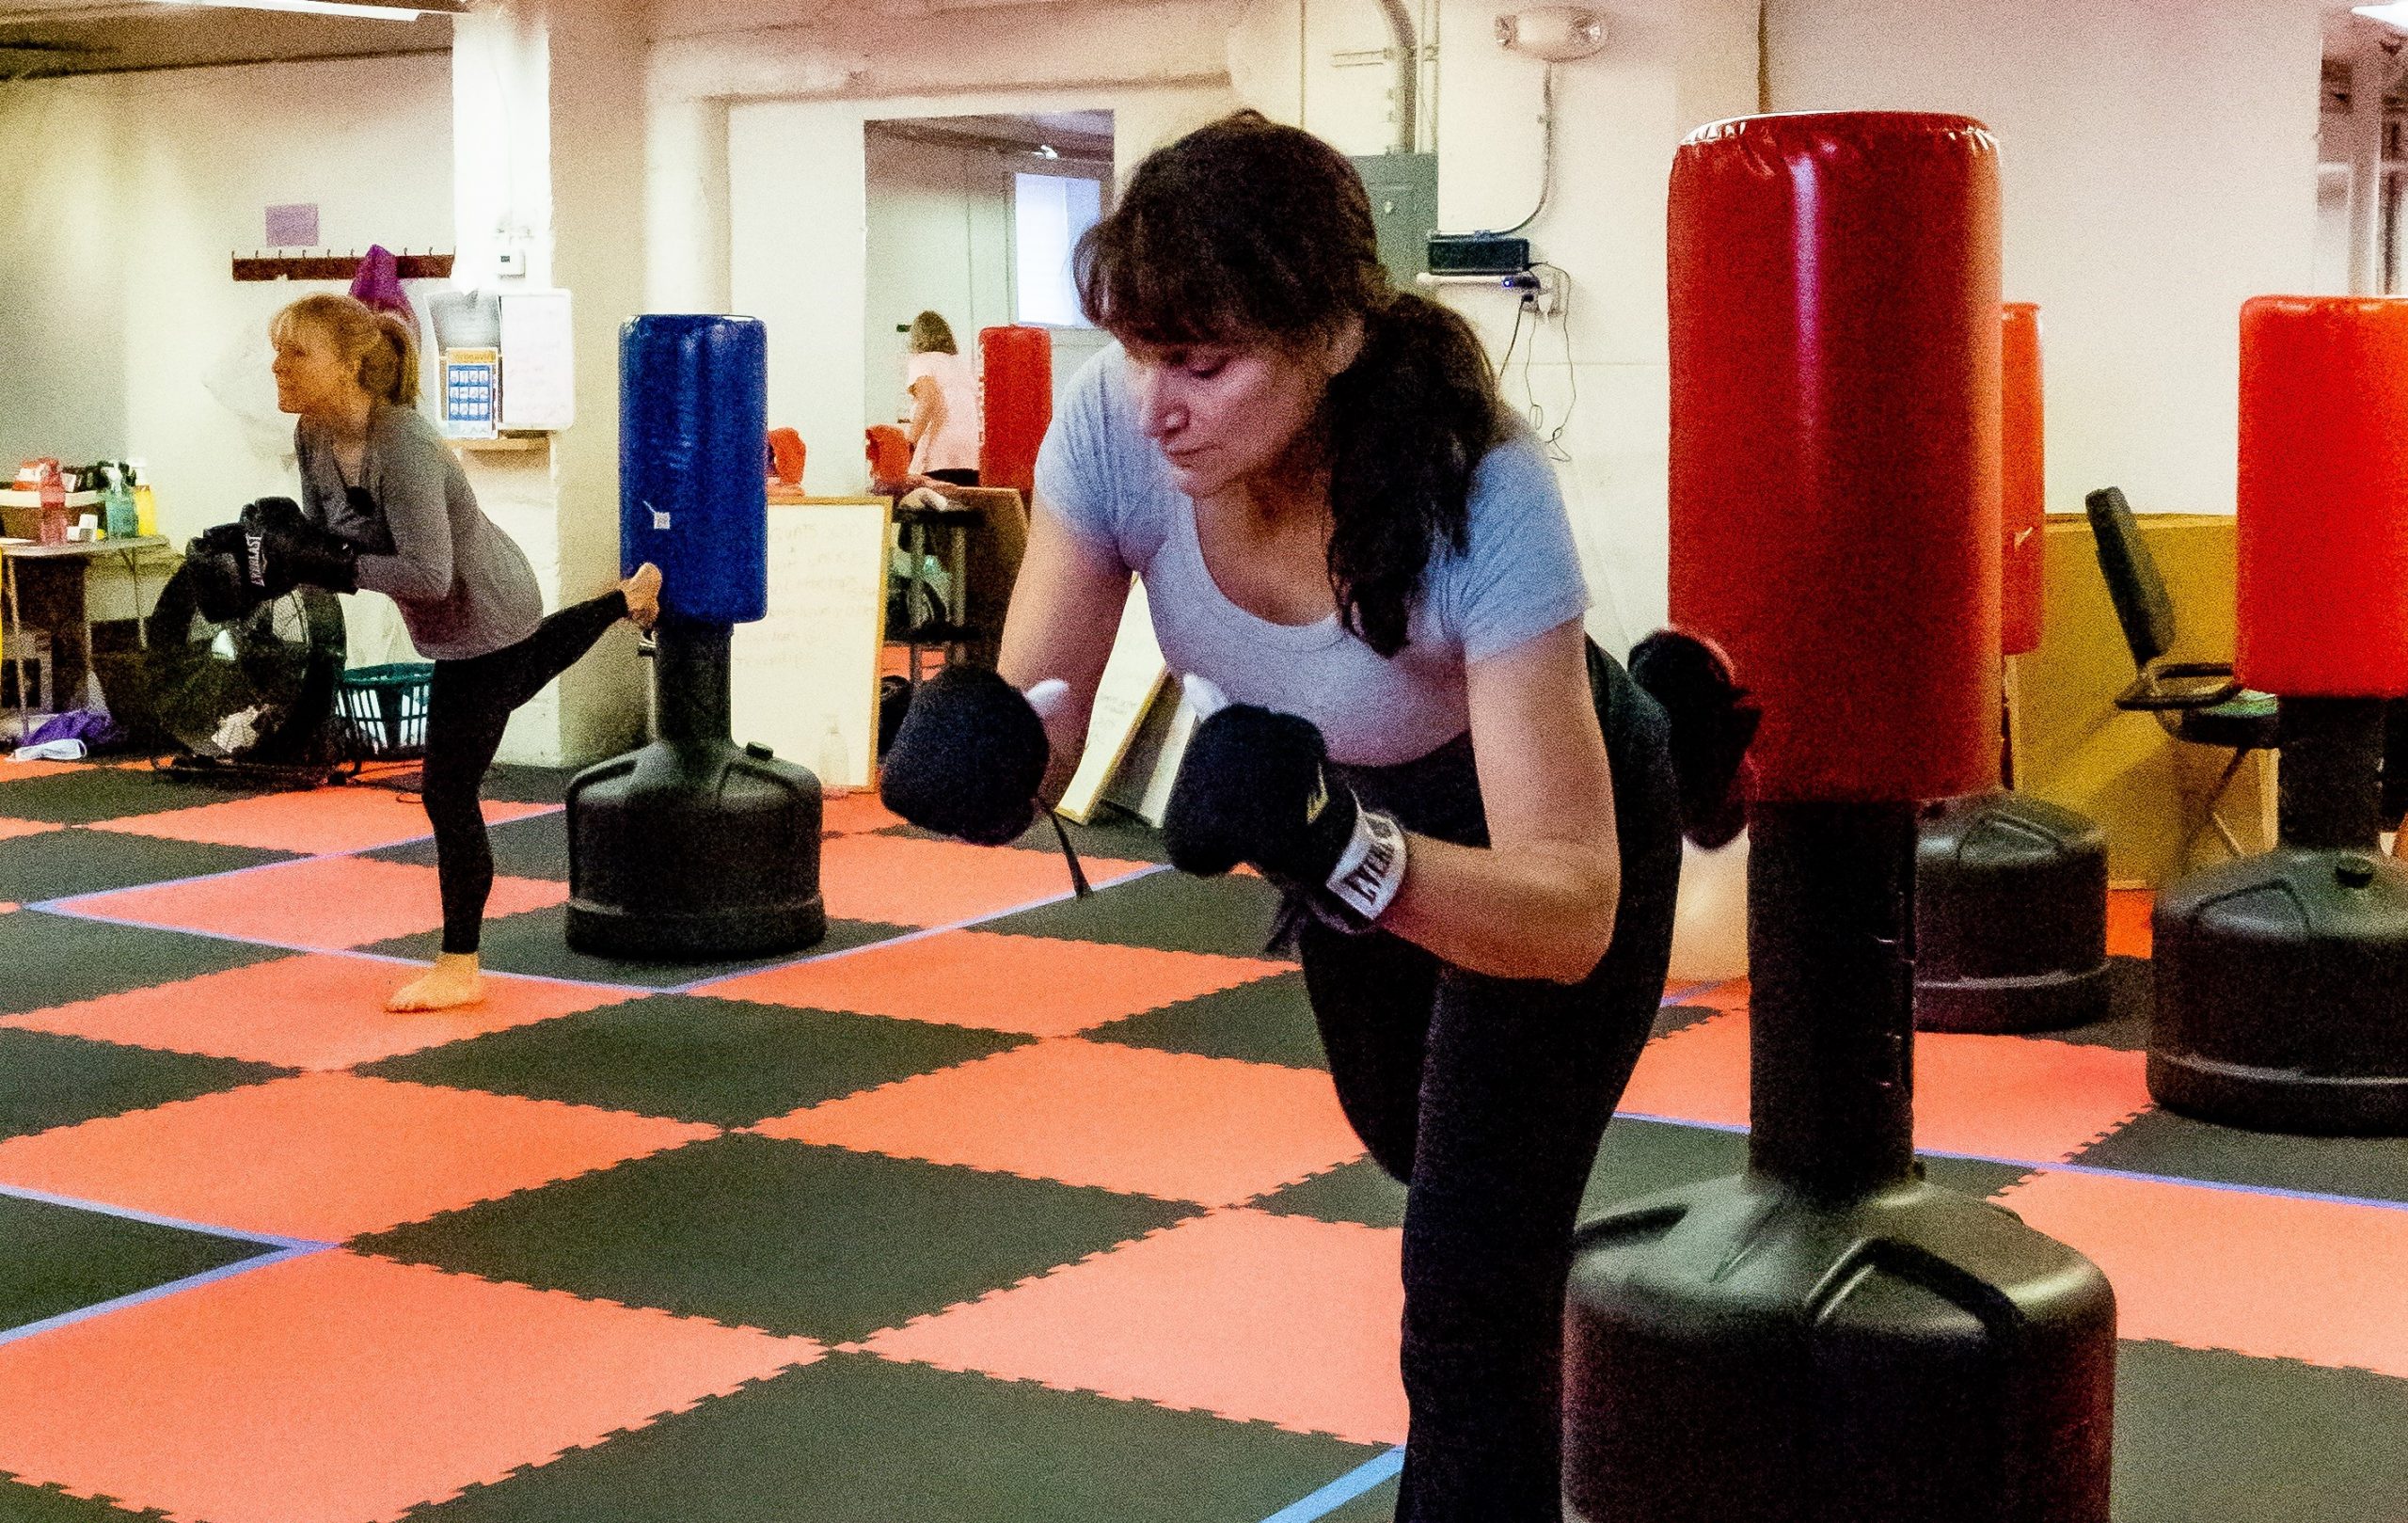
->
<box><xmin>336</xmin><ymin>662</ymin><xmax>435</xmax><ymax>760</ymax></box>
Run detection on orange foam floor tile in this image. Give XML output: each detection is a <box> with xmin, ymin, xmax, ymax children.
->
<box><xmin>1615</xmin><ymin>1011</ymin><xmax>2148</xmax><ymax>1164</ymax></box>
<box><xmin>0</xmin><ymin>816</ymin><xmax>60</xmax><ymax>841</ymax></box>
<box><xmin>708</xmin><ymin>929</ymin><xmax>1288</xmax><ymax>1037</ymax></box>
<box><xmin>1616</xmin><ymin>1010</ymin><xmax>1750</xmax><ymax>1129</ymax></box>
<box><xmin>0</xmin><ymin>1249</ymin><xmax>820</xmax><ymax>1523</ymax></box>
<box><xmin>2107</xmin><ymin>888</ymin><xmax>2154</xmax><ymax>960</ymax></box>
<box><xmin>758</xmin><ymin>1039</ymin><xmax>1362</xmax><ymax>1205</ymax></box>
<box><xmin>70</xmin><ymin>855</ymin><xmax>565</xmax><ymax>950</ymax></box>
<box><xmin>88</xmin><ymin>787</ymin><xmax>550</xmax><ymax>856</ymax></box>
<box><xmin>817</xmin><ymin>833</ymin><xmax>1149</xmax><ymax>928</ymax></box>
<box><xmin>865</xmin><ymin>1208</ymin><xmax>1404</xmax><ymax>1446</ymax></box>
<box><xmin>820</xmin><ymin>791</ymin><xmax>905</xmax><ymax>835</ymax></box>
<box><xmin>0</xmin><ymin>1071</ymin><xmax>713</xmax><ymax>1241</ymax></box>
<box><xmin>1</xmin><ymin>953</ymin><xmax>637</xmax><ymax>1071</ymax></box>
<box><xmin>1911</xmin><ymin>1029</ymin><xmax>2150</xmax><ymax>1161</ymax></box>
<box><xmin>0</xmin><ymin>758</ymin><xmax>88</xmax><ymax>783</ymax></box>
<box><xmin>1998</xmin><ymin>1169</ymin><xmax>2408</xmax><ymax>1378</ymax></box>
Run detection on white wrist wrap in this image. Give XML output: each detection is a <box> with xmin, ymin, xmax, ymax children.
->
<box><xmin>1325</xmin><ymin>807</ymin><xmax>1408</xmax><ymax>923</ymax></box>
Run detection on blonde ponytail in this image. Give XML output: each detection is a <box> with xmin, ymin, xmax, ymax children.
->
<box><xmin>272</xmin><ymin>293</ymin><xmax>420</xmax><ymax>408</ymax></box>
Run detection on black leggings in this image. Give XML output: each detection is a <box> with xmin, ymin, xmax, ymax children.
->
<box><xmin>1304</xmin><ymin>644</ymin><xmax>1682</xmax><ymax>1522</ymax></box>
<box><xmin>423</xmin><ymin>590</ymin><xmax>627</xmax><ymax>954</ymax></box>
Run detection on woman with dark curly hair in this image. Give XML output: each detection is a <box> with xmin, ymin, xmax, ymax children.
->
<box><xmin>879</xmin><ymin>112</ymin><xmax>1690</xmax><ymax>1520</ymax></box>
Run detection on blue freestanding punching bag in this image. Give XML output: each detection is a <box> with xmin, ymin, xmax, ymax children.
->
<box><xmin>563</xmin><ymin>315</ymin><xmax>825</xmax><ymax>959</ymax></box>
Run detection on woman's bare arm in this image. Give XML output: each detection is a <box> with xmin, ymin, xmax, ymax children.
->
<box><xmin>997</xmin><ymin>497</ymin><xmax>1134</xmax><ymax>803</ymax></box>
<box><xmin>1377</xmin><ymin>620</ymin><xmax>1620</xmax><ymax>984</ymax></box>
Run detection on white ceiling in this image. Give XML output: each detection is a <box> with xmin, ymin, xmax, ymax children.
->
<box><xmin>0</xmin><ymin>0</ymin><xmax>453</xmax><ymax>79</ymax></box>
<box><xmin>3</xmin><ymin>2</ymin><xmax>2389</xmax><ymax>86</ymax></box>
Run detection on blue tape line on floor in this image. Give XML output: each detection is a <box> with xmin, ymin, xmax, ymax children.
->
<box><xmin>0</xmin><ymin>1245</ymin><xmax>326</xmax><ymax>1349</ymax></box>
<box><xmin>0</xmin><ymin>1182</ymin><xmax>333</xmax><ymax>1251</ymax></box>
<box><xmin>666</xmin><ymin>863</ymin><xmax>1174</xmax><ymax>996</ymax></box>
<box><xmin>1259</xmin><ymin>1447</ymin><xmax>1403</xmax><ymax>1523</ymax></box>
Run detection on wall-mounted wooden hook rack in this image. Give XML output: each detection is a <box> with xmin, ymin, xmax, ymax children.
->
<box><xmin>232</xmin><ymin>249</ymin><xmax>456</xmax><ymax>282</ymax></box>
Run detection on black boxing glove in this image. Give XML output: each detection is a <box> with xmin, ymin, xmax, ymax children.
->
<box><xmin>1628</xmin><ymin>628</ymin><xmax>1760</xmax><ymax>849</ymax></box>
<box><xmin>181</xmin><ymin>539</ymin><xmax>263</xmax><ymax>625</ymax></box>
<box><xmin>879</xmin><ymin>665</ymin><xmax>1063</xmax><ymax>846</ymax></box>
<box><xmin>1163</xmin><ymin>676</ymin><xmax>1407</xmax><ymax>930</ymax></box>
<box><xmin>241</xmin><ymin>497</ymin><xmax>357</xmax><ymax>597</ymax></box>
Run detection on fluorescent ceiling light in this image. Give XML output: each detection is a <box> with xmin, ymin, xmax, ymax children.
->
<box><xmin>2353</xmin><ymin>4</ymin><xmax>2408</xmax><ymax>34</ymax></box>
<box><xmin>156</xmin><ymin>0</ymin><xmax>436</xmax><ymax>20</ymax></box>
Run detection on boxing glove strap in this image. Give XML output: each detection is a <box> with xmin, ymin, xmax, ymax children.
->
<box><xmin>1323</xmin><ymin>806</ymin><xmax>1407</xmax><ymax>924</ymax></box>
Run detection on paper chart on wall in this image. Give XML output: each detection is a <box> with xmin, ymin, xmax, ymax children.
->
<box><xmin>497</xmin><ymin>291</ymin><xmax>576</xmax><ymax>432</ymax></box>
<box><xmin>1055</xmin><ymin>579</ymin><xmax>1169</xmax><ymax>823</ymax></box>
<box><xmin>733</xmin><ymin>499</ymin><xmax>889</xmax><ymax>791</ymax></box>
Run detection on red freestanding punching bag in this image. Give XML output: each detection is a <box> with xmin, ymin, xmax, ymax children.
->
<box><xmin>978</xmin><ymin>325</ymin><xmax>1053</xmax><ymax>499</ymax></box>
<box><xmin>1565</xmin><ymin>113</ymin><xmax>2115</xmax><ymax>1523</ymax></box>
<box><xmin>1914</xmin><ymin>299</ymin><xmax>2112</xmax><ymax>1036</ymax></box>
<box><xmin>2236</xmin><ymin>296</ymin><xmax>2408</xmax><ymax>698</ymax></box>
<box><xmin>2150</xmin><ymin>294</ymin><xmax>2408</xmax><ymax>1135</ymax></box>
<box><xmin>2000</xmin><ymin>303</ymin><xmax>2047</xmax><ymax>658</ymax></box>
<box><xmin>1666</xmin><ymin>118</ymin><xmax>2002</xmax><ymax>803</ymax></box>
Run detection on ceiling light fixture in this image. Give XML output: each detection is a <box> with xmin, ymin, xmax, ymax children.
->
<box><xmin>155</xmin><ymin>0</ymin><xmax>444</xmax><ymax>21</ymax></box>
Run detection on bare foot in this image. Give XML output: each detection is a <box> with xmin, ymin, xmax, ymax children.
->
<box><xmin>621</xmin><ymin>563</ymin><xmax>663</xmax><ymax>630</ymax></box>
<box><xmin>386</xmin><ymin>952</ymin><xmax>485</xmax><ymax>1012</ymax></box>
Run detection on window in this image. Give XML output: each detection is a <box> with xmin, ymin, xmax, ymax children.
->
<box><xmin>1014</xmin><ymin>171</ymin><xmax>1103</xmax><ymax>326</ymax></box>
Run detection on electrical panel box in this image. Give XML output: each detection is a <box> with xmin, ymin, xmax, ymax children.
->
<box><xmin>1351</xmin><ymin>151</ymin><xmax>1439</xmax><ymax>285</ymax></box>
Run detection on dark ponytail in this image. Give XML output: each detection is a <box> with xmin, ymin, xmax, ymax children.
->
<box><xmin>1078</xmin><ymin>112</ymin><xmax>1506</xmax><ymax>658</ymax></box>
<box><xmin>1325</xmin><ymin>293</ymin><xmax>1502</xmax><ymax>655</ymax></box>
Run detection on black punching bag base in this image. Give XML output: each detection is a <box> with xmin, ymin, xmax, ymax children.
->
<box><xmin>1564</xmin><ymin>1172</ymin><xmax>2115</xmax><ymax>1523</ymax></box>
<box><xmin>2149</xmin><ymin>846</ymin><xmax>2408</xmax><ymax>1135</ymax></box>
<box><xmin>1914</xmin><ymin>791</ymin><xmax>2110</xmax><ymax>1034</ymax></box>
<box><xmin>564</xmin><ymin>739</ymin><xmax>826</xmax><ymax>961</ymax></box>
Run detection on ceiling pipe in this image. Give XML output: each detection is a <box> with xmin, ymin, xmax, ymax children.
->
<box><xmin>1375</xmin><ymin>0</ymin><xmax>1418</xmax><ymax>154</ymax></box>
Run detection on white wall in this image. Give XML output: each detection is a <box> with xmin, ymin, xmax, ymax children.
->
<box><xmin>0</xmin><ymin>78</ymin><xmax>129</xmax><ymax>468</ymax></box>
<box><xmin>0</xmin><ymin>53</ymin><xmax>452</xmax><ymax>531</ymax></box>
<box><xmin>863</xmin><ymin>130</ymin><xmax>1018</xmax><ymax>429</ymax></box>
<box><xmin>730</xmin><ymin>82</ymin><xmax>1235</xmax><ymax>497</ymax></box>
<box><xmin>1229</xmin><ymin>0</ymin><xmax>1759</xmax><ymax>647</ymax></box>
<box><xmin>863</xmin><ymin>126</ymin><xmax>1114</xmax><ymax>435</ymax></box>
<box><xmin>0</xmin><ymin>52</ymin><xmax>452</xmax><ymax>665</ymax></box>
<box><xmin>658</xmin><ymin>0</ymin><xmax>1238</xmax><ymax>496</ymax></box>
<box><xmin>1764</xmin><ymin>0</ymin><xmax>2326</xmax><ymax>517</ymax></box>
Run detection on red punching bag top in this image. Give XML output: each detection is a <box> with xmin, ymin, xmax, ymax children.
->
<box><xmin>1669</xmin><ymin>112</ymin><xmax>2004</xmax><ymax>803</ymax></box>
<box><xmin>2236</xmin><ymin>294</ymin><xmax>2408</xmax><ymax>699</ymax></box>
<box><xmin>2001</xmin><ymin>303</ymin><xmax>2046</xmax><ymax>658</ymax></box>
<box><xmin>979</xmin><ymin>325</ymin><xmax>1054</xmax><ymax>500</ymax></box>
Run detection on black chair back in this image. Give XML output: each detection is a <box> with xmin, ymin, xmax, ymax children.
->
<box><xmin>2084</xmin><ymin>486</ymin><xmax>2176</xmax><ymax>672</ymax></box>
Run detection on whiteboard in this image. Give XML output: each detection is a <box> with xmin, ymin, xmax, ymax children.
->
<box><xmin>1055</xmin><ymin>579</ymin><xmax>1168</xmax><ymax>823</ymax></box>
<box><xmin>733</xmin><ymin>498</ymin><xmax>890</xmax><ymax>790</ymax></box>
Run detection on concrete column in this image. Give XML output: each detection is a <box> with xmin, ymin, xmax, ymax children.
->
<box><xmin>451</xmin><ymin>0</ymin><xmax>648</xmax><ymax>767</ymax></box>
<box><xmin>2347</xmin><ymin>44</ymin><xmax>2390</xmax><ymax>295</ymax></box>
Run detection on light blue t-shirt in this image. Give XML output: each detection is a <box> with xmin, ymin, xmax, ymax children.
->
<box><xmin>1033</xmin><ymin>346</ymin><xmax>1590</xmax><ymax>767</ymax></box>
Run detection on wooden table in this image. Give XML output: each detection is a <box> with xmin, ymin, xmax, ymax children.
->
<box><xmin>1</xmin><ymin>536</ymin><xmax>170</xmax><ymax>738</ymax></box>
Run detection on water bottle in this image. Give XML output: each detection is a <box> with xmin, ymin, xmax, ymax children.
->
<box><xmin>36</xmin><ymin>464</ymin><xmax>67</xmax><ymax>547</ymax></box>
<box><xmin>103</xmin><ymin>464</ymin><xmax>138</xmax><ymax>540</ymax></box>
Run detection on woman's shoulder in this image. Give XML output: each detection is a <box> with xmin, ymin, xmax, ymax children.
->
<box><xmin>1469</xmin><ymin>422</ymin><xmax>1558</xmax><ymax>495</ymax></box>
<box><xmin>370</xmin><ymin>402</ymin><xmax>444</xmax><ymax>448</ymax></box>
<box><xmin>1453</xmin><ymin>422</ymin><xmax>1568</xmax><ymax>542</ymax></box>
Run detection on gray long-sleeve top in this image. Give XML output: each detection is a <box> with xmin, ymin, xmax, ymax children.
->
<box><xmin>295</xmin><ymin>404</ymin><xmax>544</xmax><ymax>660</ymax></box>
